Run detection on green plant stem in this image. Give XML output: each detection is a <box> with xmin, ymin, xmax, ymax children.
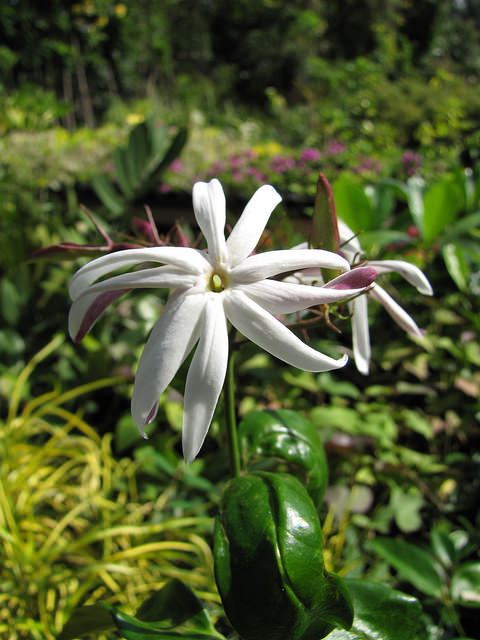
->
<box><xmin>225</xmin><ymin>347</ymin><xmax>241</xmax><ymax>478</ymax></box>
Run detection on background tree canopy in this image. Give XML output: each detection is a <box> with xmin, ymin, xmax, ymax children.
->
<box><xmin>1</xmin><ymin>0</ymin><xmax>480</xmax><ymax>123</ymax></box>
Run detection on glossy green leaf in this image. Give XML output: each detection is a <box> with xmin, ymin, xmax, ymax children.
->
<box><xmin>451</xmin><ymin>563</ymin><xmax>480</xmax><ymax>607</ymax></box>
<box><xmin>56</xmin><ymin>604</ymin><xmax>115</xmax><ymax>639</ymax></box>
<box><xmin>423</xmin><ymin>179</ymin><xmax>462</xmax><ymax>243</ymax></box>
<box><xmin>369</xmin><ymin>537</ymin><xmax>443</xmax><ymax>597</ymax></box>
<box><xmin>238</xmin><ymin>410</ymin><xmax>328</xmax><ymax>505</ymax></box>
<box><xmin>214</xmin><ymin>472</ymin><xmax>353</xmax><ymax>640</ymax></box>
<box><xmin>325</xmin><ymin>579</ymin><xmax>422</xmax><ymax>640</ymax></box>
<box><xmin>333</xmin><ymin>175</ymin><xmax>374</xmax><ymax>232</ymax></box>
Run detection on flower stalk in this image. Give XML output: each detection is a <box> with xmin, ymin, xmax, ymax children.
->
<box><xmin>225</xmin><ymin>340</ymin><xmax>241</xmax><ymax>478</ymax></box>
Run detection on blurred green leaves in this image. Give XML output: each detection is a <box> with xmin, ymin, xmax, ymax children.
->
<box><xmin>92</xmin><ymin>118</ymin><xmax>187</xmax><ymax>216</ymax></box>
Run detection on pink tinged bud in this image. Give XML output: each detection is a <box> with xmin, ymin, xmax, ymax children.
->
<box><xmin>74</xmin><ymin>289</ymin><xmax>130</xmax><ymax>343</ymax></box>
<box><xmin>132</xmin><ymin>217</ymin><xmax>156</xmax><ymax>243</ymax></box>
<box><xmin>174</xmin><ymin>224</ymin><xmax>191</xmax><ymax>247</ymax></box>
<box><xmin>326</xmin><ymin>266</ymin><xmax>377</xmax><ymax>290</ymax></box>
<box><xmin>407</xmin><ymin>225</ymin><xmax>420</xmax><ymax>238</ymax></box>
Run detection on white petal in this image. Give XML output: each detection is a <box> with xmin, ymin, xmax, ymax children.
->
<box><xmin>370</xmin><ymin>284</ymin><xmax>424</xmax><ymax>337</ymax></box>
<box><xmin>182</xmin><ymin>295</ymin><xmax>229</xmax><ymax>462</ymax></box>
<box><xmin>350</xmin><ymin>295</ymin><xmax>371</xmax><ymax>375</ymax></box>
<box><xmin>69</xmin><ymin>247</ymin><xmax>209</xmax><ymax>300</ymax></box>
<box><xmin>74</xmin><ymin>265</ymin><xmax>201</xmax><ymax>298</ymax></box>
<box><xmin>224</xmin><ymin>289</ymin><xmax>348</xmax><ymax>372</ymax></box>
<box><xmin>338</xmin><ymin>220</ymin><xmax>363</xmax><ymax>258</ymax></box>
<box><xmin>368</xmin><ymin>260</ymin><xmax>433</xmax><ymax>296</ymax></box>
<box><xmin>232</xmin><ymin>249</ymin><xmax>350</xmax><ymax>284</ymax></box>
<box><xmin>237</xmin><ymin>279</ymin><xmax>372</xmax><ymax>315</ymax></box>
<box><xmin>192</xmin><ymin>179</ymin><xmax>228</xmax><ymax>265</ymax></box>
<box><xmin>226</xmin><ymin>185</ymin><xmax>282</xmax><ymax>266</ymax></box>
<box><xmin>131</xmin><ymin>291</ymin><xmax>206</xmax><ymax>434</ymax></box>
<box><xmin>69</xmin><ymin>289</ymin><xmax>129</xmax><ymax>342</ymax></box>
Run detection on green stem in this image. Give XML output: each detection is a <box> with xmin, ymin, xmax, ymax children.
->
<box><xmin>225</xmin><ymin>346</ymin><xmax>241</xmax><ymax>478</ymax></box>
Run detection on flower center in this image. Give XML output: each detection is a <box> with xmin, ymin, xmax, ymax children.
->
<box><xmin>209</xmin><ymin>270</ymin><xmax>228</xmax><ymax>292</ymax></box>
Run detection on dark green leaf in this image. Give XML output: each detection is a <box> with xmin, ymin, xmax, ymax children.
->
<box><xmin>325</xmin><ymin>579</ymin><xmax>422</xmax><ymax>640</ymax></box>
<box><xmin>369</xmin><ymin>537</ymin><xmax>443</xmax><ymax>597</ymax></box>
<box><xmin>214</xmin><ymin>472</ymin><xmax>353</xmax><ymax>640</ymax></box>
<box><xmin>238</xmin><ymin>410</ymin><xmax>328</xmax><ymax>505</ymax></box>
<box><xmin>135</xmin><ymin>579</ymin><xmax>215</xmax><ymax>632</ymax></box>
<box><xmin>56</xmin><ymin>604</ymin><xmax>115</xmax><ymax>640</ymax></box>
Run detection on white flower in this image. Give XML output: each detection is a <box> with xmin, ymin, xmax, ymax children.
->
<box><xmin>69</xmin><ymin>179</ymin><xmax>374</xmax><ymax>462</ymax></box>
<box><xmin>338</xmin><ymin>221</ymin><xmax>433</xmax><ymax>374</ymax></box>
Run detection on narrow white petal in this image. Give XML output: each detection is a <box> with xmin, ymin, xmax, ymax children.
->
<box><xmin>370</xmin><ymin>284</ymin><xmax>424</xmax><ymax>337</ymax></box>
<box><xmin>69</xmin><ymin>289</ymin><xmax>128</xmax><ymax>342</ymax></box>
<box><xmin>192</xmin><ymin>179</ymin><xmax>228</xmax><ymax>265</ymax></box>
<box><xmin>226</xmin><ymin>185</ymin><xmax>282</xmax><ymax>266</ymax></box>
<box><xmin>131</xmin><ymin>292</ymin><xmax>206</xmax><ymax>434</ymax></box>
<box><xmin>237</xmin><ymin>279</ymin><xmax>372</xmax><ymax>315</ymax></box>
<box><xmin>69</xmin><ymin>247</ymin><xmax>209</xmax><ymax>300</ymax></box>
<box><xmin>232</xmin><ymin>249</ymin><xmax>350</xmax><ymax>284</ymax></box>
<box><xmin>74</xmin><ymin>265</ymin><xmax>201</xmax><ymax>298</ymax></box>
<box><xmin>338</xmin><ymin>220</ymin><xmax>363</xmax><ymax>258</ymax></box>
<box><xmin>182</xmin><ymin>295</ymin><xmax>229</xmax><ymax>462</ymax></box>
<box><xmin>368</xmin><ymin>260</ymin><xmax>433</xmax><ymax>296</ymax></box>
<box><xmin>350</xmin><ymin>295</ymin><xmax>371</xmax><ymax>375</ymax></box>
<box><xmin>224</xmin><ymin>289</ymin><xmax>348</xmax><ymax>372</ymax></box>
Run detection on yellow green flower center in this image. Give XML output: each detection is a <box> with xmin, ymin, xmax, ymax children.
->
<box><xmin>209</xmin><ymin>271</ymin><xmax>227</xmax><ymax>292</ymax></box>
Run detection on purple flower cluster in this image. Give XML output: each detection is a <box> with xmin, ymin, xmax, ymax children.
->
<box><xmin>401</xmin><ymin>150</ymin><xmax>423</xmax><ymax>176</ymax></box>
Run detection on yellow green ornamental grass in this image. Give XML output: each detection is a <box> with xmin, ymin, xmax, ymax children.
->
<box><xmin>0</xmin><ymin>337</ymin><xmax>217</xmax><ymax>640</ymax></box>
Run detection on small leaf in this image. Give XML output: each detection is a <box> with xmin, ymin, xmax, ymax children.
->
<box><xmin>57</xmin><ymin>604</ymin><xmax>115</xmax><ymax>640</ymax></box>
<box><xmin>451</xmin><ymin>563</ymin><xmax>480</xmax><ymax>607</ymax></box>
<box><xmin>325</xmin><ymin>579</ymin><xmax>422</xmax><ymax>640</ymax></box>
<box><xmin>389</xmin><ymin>485</ymin><xmax>424</xmax><ymax>533</ymax></box>
<box><xmin>135</xmin><ymin>579</ymin><xmax>216</xmax><ymax>632</ymax></box>
<box><xmin>369</xmin><ymin>537</ymin><xmax>443</xmax><ymax>597</ymax></box>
